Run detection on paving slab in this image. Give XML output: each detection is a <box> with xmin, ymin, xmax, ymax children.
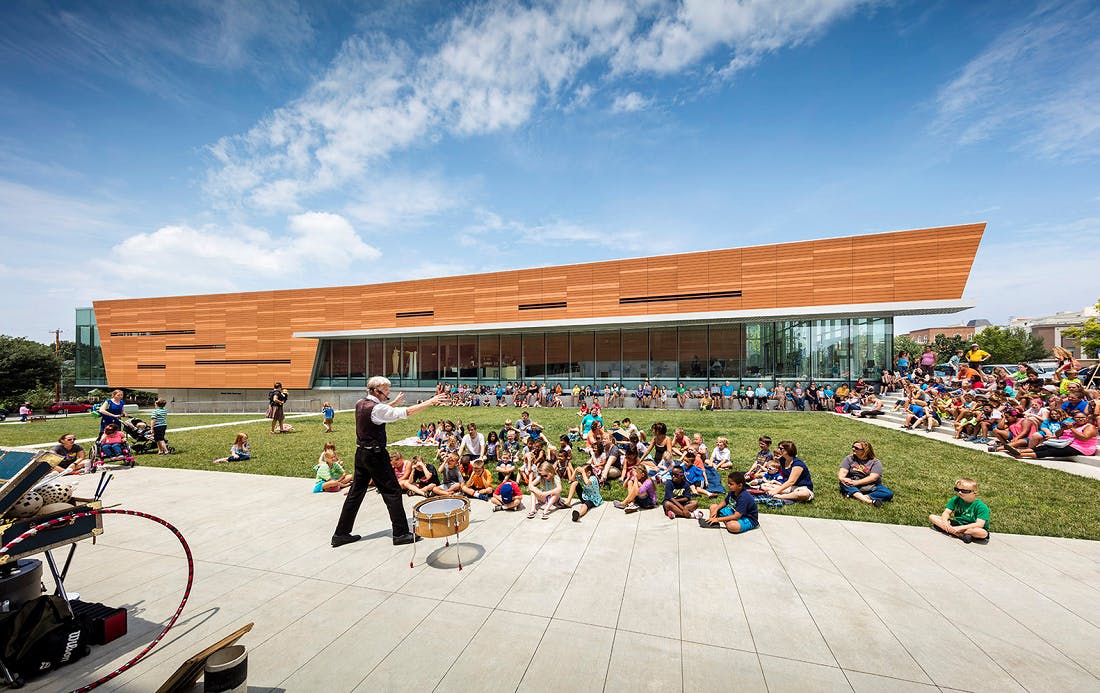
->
<box><xmin>20</xmin><ymin>466</ymin><xmax>1100</xmax><ymax>692</ymax></box>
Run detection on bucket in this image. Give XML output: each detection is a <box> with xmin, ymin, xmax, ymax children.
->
<box><xmin>204</xmin><ymin>644</ymin><xmax>247</xmax><ymax>693</ymax></box>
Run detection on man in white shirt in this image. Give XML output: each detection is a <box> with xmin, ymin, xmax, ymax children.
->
<box><xmin>332</xmin><ymin>376</ymin><xmax>447</xmax><ymax>548</ymax></box>
<box><xmin>459</xmin><ymin>422</ymin><xmax>486</xmax><ymax>463</ymax></box>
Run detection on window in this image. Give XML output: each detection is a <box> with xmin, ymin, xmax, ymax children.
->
<box><xmin>570</xmin><ymin>331</ymin><xmax>594</xmax><ymax>381</ymax></box>
<box><xmin>522</xmin><ymin>334</ymin><xmax>546</xmax><ymax>380</ymax></box>
<box><xmin>678</xmin><ymin>327</ymin><xmax>708</xmax><ymax>382</ymax></box>
<box><xmin>650</xmin><ymin>328</ymin><xmax>677</xmax><ymax>380</ymax></box>
<box><xmin>621</xmin><ymin>329</ymin><xmax>649</xmax><ymax>380</ymax></box>
<box><xmin>545</xmin><ymin>333</ymin><xmax>569</xmax><ymax>378</ymax></box>
<box><xmin>595</xmin><ymin>331</ymin><xmax>621</xmax><ymax>380</ymax></box>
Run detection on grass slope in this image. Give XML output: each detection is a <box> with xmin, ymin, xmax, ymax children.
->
<box><xmin>115</xmin><ymin>407</ymin><xmax>1100</xmax><ymax>541</ymax></box>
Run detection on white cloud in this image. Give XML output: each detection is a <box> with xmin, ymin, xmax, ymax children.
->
<box><xmin>612</xmin><ymin>91</ymin><xmax>651</xmax><ymax>112</ymax></box>
<box><xmin>93</xmin><ymin>212</ymin><xmax>379</xmax><ymax>292</ymax></box>
<box><xmin>933</xmin><ymin>0</ymin><xmax>1100</xmax><ymax>161</ymax></box>
<box><xmin>204</xmin><ymin>0</ymin><xmax>869</xmax><ymax>212</ymax></box>
<box><xmin>343</xmin><ymin>175</ymin><xmax>463</xmax><ymax>228</ymax></box>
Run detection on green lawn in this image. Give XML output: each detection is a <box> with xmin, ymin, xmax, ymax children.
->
<box><xmin>110</xmin><ymin>407</ymin><xmax>1100</xmax><ymax>541</ymax></box>
<box><xmin>0</xmin><ymin>413</ymin><xmax>285</xmax><ymax>447</ymax></box>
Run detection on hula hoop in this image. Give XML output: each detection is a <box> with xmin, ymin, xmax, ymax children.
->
<box><xmin>0</xmin><ymin>508</ymin><xmax>194</xmax><ymax>693</ymax></box>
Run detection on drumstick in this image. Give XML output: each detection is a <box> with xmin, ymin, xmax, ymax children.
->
<box><xmin>94</xmin><ymin>470</ymin><xmax>108</xmax><ymax>498</ymax></box>
<box><xmin>96</xmin><ymin>474</ymin><xmax>114</xmax><ymax>501</ymax></box>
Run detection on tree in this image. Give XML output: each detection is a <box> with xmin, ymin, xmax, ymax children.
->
<box><xmin>1063</xmin><ymin>299</ymin><xmax>1100</xmax><ymax>360</ymax></box>
<box><xmin>932</xmin><ymin>333</ymin><xmax>969</xmax><ymax>363</ymax></box>
<box><xmin>974</xmin><ymin>326</ymin><xmax>1049</xmax><ymax>363</ymax></box>
<box><xmin>0</xmin><ymin>336</ymin><xmax>60</xmax><ymax>407</ymax></box>
<box><xmin>894</xmin><ymin>335</ymin><xmax>920</xmax><ymax>360</ymax></box>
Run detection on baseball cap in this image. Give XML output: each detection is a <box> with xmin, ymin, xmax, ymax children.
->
<box><xmin>498</xmin><ymin>482</ymin><xmax>515</xmax><ymax>503</ymax></box>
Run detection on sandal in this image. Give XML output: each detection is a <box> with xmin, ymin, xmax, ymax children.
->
<box><xmin>526</xmin><ymin>509</ymin><xmax>537</xmax><ymax>519</ymax></box>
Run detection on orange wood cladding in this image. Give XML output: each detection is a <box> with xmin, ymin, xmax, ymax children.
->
<box><xmin>94</xmin><ymin>223</ymin><xmax>984</xmax><ymax>389</ymax></box>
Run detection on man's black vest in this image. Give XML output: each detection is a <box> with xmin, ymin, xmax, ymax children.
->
<box><xmin>355</xmin><ymin>398</ymin><xmax>386</xmax><ymax>448</ymax></box>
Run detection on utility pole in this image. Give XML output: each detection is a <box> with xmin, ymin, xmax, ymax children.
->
<box><xmin>51</xmin><ymin>328</ymin><xmax>62</xmax><ymax>403</ymax></box>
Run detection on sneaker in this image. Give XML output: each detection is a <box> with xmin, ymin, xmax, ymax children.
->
<box><xmin>666</xmin><ymin>510</ymin><xmax>676</xmax><ymax>520</ymax></box>
<box><xmin>492</xmin><ymin>504</ymin><xmax>503</xmax><ymax>512</ymax></box>
<box><xmin>613</xmin><ymin>501</ymin><xmax>625</xmax><ymax>509</ymax></box>
<box><xmin>572</xmin><ymin>509</ymin><xmax>580</xmax><ymax>522</ymax></box>
<box><xmin>961</xmin><ymin>534</ymin><xmax>974</xmax><ymax>544</ymax></box>
<box><xmin>872</xmin><ymin>500</ymin><xmax>884</xmax><ymax>508</ymax></box>
<box><xmin>623</xmin><ymin>503</ymin><xmax>639</xmax><ymax>514</ymax></box>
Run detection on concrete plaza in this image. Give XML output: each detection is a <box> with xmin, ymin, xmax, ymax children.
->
<box><xmin>24</xmin><ymin>466</ymin><xmax>1100</xmax><ymax>692</ymax></box>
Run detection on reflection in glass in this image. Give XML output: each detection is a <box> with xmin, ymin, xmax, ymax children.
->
<box><xmin>571</xmin><ymin>331</ymin><xmax>594</xmax><ymax>380</ymax></box>
<box><xmin>622</xmin><ymin>329</ymin><xmax>649</xmax><ymax>381</ymax></box>
<box><xmin>812</xmin><ymin>320</ymin><xmax>849</xmax><ymax>380</ymax></box>
<box><xmin>523</xmin><ymin>334</ymin><xmax>546</xmax><ymax>381</ymax></box>
<box><xmin>595</xmin><ymin>331</ymin><xmax>621</xmax><ymax>380</ymax></box>
<box><xmin>650</xmin><ymin>328</ymin><xmax>677</xmax><ymax>381</ymax></box>
<box><xmin>546</xmin><ymin>333</ymin><xmax>569</xmax><ymax>377</ymax></box>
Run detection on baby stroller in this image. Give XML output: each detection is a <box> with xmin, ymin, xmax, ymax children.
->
<box><xmin>120</xmin><ymin>416</ymin><xmax>172</xmax><ymax>455</ymax></box>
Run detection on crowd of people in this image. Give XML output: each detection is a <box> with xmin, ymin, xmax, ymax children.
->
<box><xmin>884</xmin><ymin>345</ymin><xmax>1098</xmax><ymax>461</ymax></box>
<box><xmin>429</xmin><ymin>379</ymin><xmax>889</xmax><ymax>411</ymax></box>
<box><xmin>309</xmin><ymin>403</ymin><xmax>995</xmax><ymax>543</ymax></box>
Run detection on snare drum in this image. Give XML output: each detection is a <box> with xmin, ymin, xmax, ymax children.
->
<box><xmin>412</xmin><ymin>497</ymin><xmax>470</xmax><ymax>539</ymax></box>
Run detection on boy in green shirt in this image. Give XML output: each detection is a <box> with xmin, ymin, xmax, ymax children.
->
<box><xmin>929</xmin><ymin>477</ymin><xmax>990</xmax><ymax>544</ymax></box>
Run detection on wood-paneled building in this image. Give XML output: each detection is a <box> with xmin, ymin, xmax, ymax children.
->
<box><xmin>76</xmin><ymin>224</ymin><xmax>984</xmax><ymax>401</ymax></box>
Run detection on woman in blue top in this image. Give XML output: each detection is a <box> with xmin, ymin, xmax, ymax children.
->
<box><xmin>97</xmin><ymin>389</ymin><xmax>126</xmax><ymax>433</ymax></box>
<box><xmin>769</xmin><ymin>440</ymin><xmax>814</xmax><ymax>503</ymax></box>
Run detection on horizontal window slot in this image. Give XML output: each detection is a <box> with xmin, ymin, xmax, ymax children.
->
<box><xmin>195</xmin><ymin>359</ymin><xmax>291</xmax><ymax>365</ymax></box>
<box><xmin>396</xmin><ymin>310</ymin><xmax>434</xmax><ymax>318</ymax></box>
<box><xmin>619</xmin><ymin>290</ymin><xmax>742</xmax><ymax>305</ymax></box>
<box><xmin>165</xmin><ymin>344</ymin><xmax>226</xmax><ymax>350</ymax></box>
<box><xmin>136</xmin><ymin>364</ymin><xmax>166</xmax><ymax>369</ymax></box>
<box><xmin>518</xmin><ymin>301</ymin><xmax>567</xmax><ymax>311</ymax></box>
<box><xmin>109</xmin><ymin>329</ymin><xmax>196</xmax><ymax>337</ymax></box>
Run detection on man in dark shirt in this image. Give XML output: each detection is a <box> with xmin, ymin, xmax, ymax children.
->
<box><xmin>331</xmin><ymin>376</ymin><xmax>446</xmax><ymax>548</ymax></box>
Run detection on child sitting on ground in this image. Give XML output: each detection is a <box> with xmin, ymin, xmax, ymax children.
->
<box><xmin>929</xmin><ymin>477</ymin><xmax>990</xmax><ymax>544</ymax></box>
<box><xmin>701</xmin><ymin>471</ymin><xmax>759</xmax><ymax>534</ymax></box>
<box><xmin>615</xmin><ymin>465</ymin><xmax>658</xmax><ymax>513</ymax></box>
<box><xmin>213</xmin><ymin>432</ymin><xmax>250</xmax><ymax>464</ymax></box>
<box><xmin>460</xmin><ymin>458</ymin><xmax>494</xmax><ymax>501</ymax></box>
<box><xmin>748</xmin><ymin>459</ymin><xmax>784</xmax><ymax>493</ymax></box>
<box><xmin>662</xmin><ymin>465</ymin><xmax>700</xmax><ymax>519</ymax></box>
<box><xmin>321</xmin><ymin>402</ymin><xmax>335</xmax><ymax>432</ymax></box>
<box><xmin>98</xmin><ymin>424</ymin><xmax>126</xmax><ymax>460</ymax></box>
<box><xmin>569</xmin><ymin>464</ymin><xmax>603</xmax><ymax>521</ymax></box>
<box><xmin>436</xmin><ymin>453</ymin><xmax>466</xmax><ymax>496</ymax></box>
<box><xmin>746</xmin><ymin>436</ymin><xmax>773</xmax><ymax>480</ymax></box>
<box><xmin>314</xmin><ymin>442</ymin><xmax>352</xmax><ymax>492</ymax></box>
<box><xmin>711</xmin><ymin>436</ymin><xmax>733</xmax><ymax>469</ymax></box>
<box><xmin>491</xmin><ymin>478</ymin><xmax>523</xmax><ymax>511</ymax></box>
<box><xmin>404</xmin><ymin>455</ymin><xmax>439</xmax><ymax>497</ymax></box>
<box><xmin>527</xmin><ymin>462</ymin><xmax>562</xmax><ymax>520</ymax></box>
<box><xmin>390</xmin><ymin>450</ymin><xmax>410</xmax><ymax>487</ymax></box>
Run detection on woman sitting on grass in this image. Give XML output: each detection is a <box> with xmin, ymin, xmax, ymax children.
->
<box><xmin>764</xmin><ymin>440</ymin><xmax>814</xmax><ymax>503</ymax></box>
<box><xmin>837</xmin><ymin>441</ymin><xmax>893</xmax><ymax>508</ymax></box>
<box><xmin>314</xmin><ymin>442</ymin><xmax>352</xmax><ymax>493</ymax></box>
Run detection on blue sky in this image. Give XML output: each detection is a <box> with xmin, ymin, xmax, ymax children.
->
<box><xmin>2</xmin><ymin>0</ymin><xmax>1098</xmax><ymax>343</ymax></box>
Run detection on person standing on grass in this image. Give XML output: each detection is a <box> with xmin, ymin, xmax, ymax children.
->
<box><xmin>152</xmin><ymin>399</ymin><xmax>170</xmax><ymax>454</ymax></box>
<box><xmin>331</xmin><ymin>376</ymin><xmax>447</xmax><ymax>548</ymax></box>
<box><xmin>269</xmin><ymin>382</ymin><xmax>288</xmax><ymax>434</ymax></box>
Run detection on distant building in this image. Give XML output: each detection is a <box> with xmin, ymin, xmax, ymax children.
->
<box><xmin>1021</xmin><ymin>306</ymin><xmax>1099</xmax><ymax>360</ymax></box>
<box><xmin>904</xmin><ymin>319</ymin><xmax>991</xmax><ymax>344</ymax></box>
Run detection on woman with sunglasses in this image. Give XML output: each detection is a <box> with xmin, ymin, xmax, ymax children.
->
<box><xmin>838</xmin><ymin>441</ymin><xmax>893</xmax><ymax>507</ymax></box>
<box><xmin>50</xmin><ymin>433</ymin><xmax>86</xmax><ymax>473</ymax></box>
<box><xmin>1007</xmin><ymin>412</ymin><xmax>1097</xmax><ymax>460</ymax></box>
<box><xmin>767</xmin><ymin>440</ymin><xmax>814</xmax><ymax>503</ymax></box>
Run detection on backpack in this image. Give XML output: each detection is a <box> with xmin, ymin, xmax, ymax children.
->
<box><xmin>0</xmin><ymin>596</ymin><xmax>90</xmax><ymax>679</ymax></box>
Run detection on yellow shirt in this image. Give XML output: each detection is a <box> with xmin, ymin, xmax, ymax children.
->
<box><xmin>965</xmin><ymin>348</ymin><xmax>990</xmax><ymax>363</ymax></box>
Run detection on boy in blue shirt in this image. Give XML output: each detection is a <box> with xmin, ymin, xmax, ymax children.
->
<box><xmin>701</xmin><ymin>471</ymin><xmax>759</xmax><ymax>534</ymax></box>
<box><xmin>662</xmin><ymin>466</ymin><xmax>699</xmax><ymax>519</ymax></box>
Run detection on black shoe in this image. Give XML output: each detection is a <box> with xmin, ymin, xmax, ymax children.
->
<box><xmin>572</xmin><ymin>509</ymin><xmax>580</xmax><ymax>522</ymax></box>
<box><xmin>961</xmin><ymin>534</ymin><xmax>974</xmax><ymax>544</ymax></box>
<box><xmin>331</xmin><ymin>534</ymin><xmax>360</xmax><ymax>548</ymax></box>
<box><xmin>872</xmin><ymin>500</ymin><xmax>884</xmax><ymax>508</ymax></box>
<box><xmin>392</xmin><ymin>533</ymin><xmax>422</xmax><ymax>546</ymax></box>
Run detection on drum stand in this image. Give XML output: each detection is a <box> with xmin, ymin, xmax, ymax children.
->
<box><xmin>409</xmin><ymin>523</ymin><xmax>464</xmax><ymax>571</ymax></box>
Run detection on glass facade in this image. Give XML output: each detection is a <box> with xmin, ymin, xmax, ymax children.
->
<box><xmin>313</xmin><ymin>318</ymin><xmax>893</xmax><ymax>388</ymax></box>
<box><xmin>75</xmin><ymin>308</ymin><xmax>107</xmax><ymax>387</ymax></box>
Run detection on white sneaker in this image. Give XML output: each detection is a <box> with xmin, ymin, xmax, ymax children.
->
<box><xmin>623</xmin><ymin>504</ymin><xmax>639</xmax><ymax>514</ymax></box>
